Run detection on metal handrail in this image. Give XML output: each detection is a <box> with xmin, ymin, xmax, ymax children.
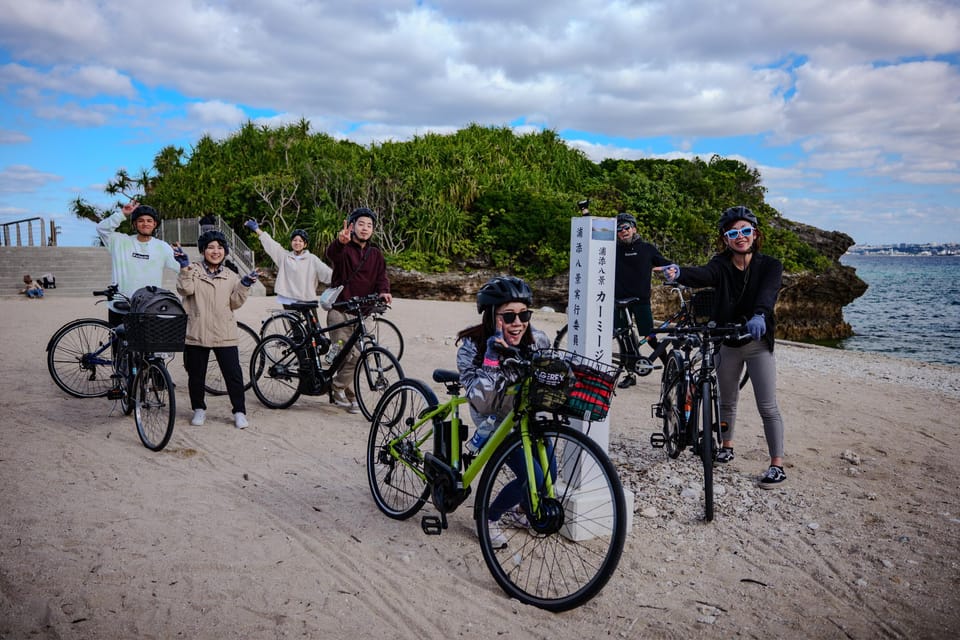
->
<box><xmin>158</xmin><ymin>217</ymin><xmax>255</xmax><ymax>274</ymax></box>
<box><xmin>1</xmin><ymin>217</ymin><xmax>48</xmax><ymax>247</ymax></box>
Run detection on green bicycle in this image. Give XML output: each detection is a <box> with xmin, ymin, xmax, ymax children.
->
<box><xmin>366</xmin><ymin>348</ymin><xmax>627</xmax><ymax>612</ymax></box>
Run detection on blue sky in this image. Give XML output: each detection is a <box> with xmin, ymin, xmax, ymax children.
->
<box><xmin>1</xmin><ymin>0</ymin><xmax>958</xmax><ymax>248</ymax></box>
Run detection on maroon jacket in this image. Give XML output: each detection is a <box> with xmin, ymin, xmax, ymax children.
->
<box><xmin>324</xmin><ymin>239</ymin><xmax>390</xmax><ymax>303</ymax></box>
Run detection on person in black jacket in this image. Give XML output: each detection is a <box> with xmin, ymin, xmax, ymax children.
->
<box><xmin>666</xmin><ymin>206</ymin><xmax>787</xmax><ymax>488</ymax></box>
<box><xmin>614</xmin><ymin>212</ymin><xmax>675</xmax><ymax>388</ymax></box>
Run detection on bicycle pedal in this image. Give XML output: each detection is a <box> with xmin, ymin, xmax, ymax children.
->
<box><xmin>652</xmin><ymin>403</ymin><xmax>664</xmax><ymax>419</ymax></box>
<box><xmin>421</xmin><ymin>515</ymin><xmax>445</xmax><ymax>535</ymax></box>
<box><xmin>649</xmin><ymin>432</ymin><xmax>666</xmax><ymax>448</ymax></box>
<box><xmin>106</xmin><ymin>387</ymin><xmax>124</xmax><ymax>400</ymax></box>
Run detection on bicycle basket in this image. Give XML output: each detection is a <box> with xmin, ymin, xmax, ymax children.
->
<box><xmin>529</xmin><ymin>349</ymin><xmax>620</xmax><ymax>422</ymax></box>
<box><xmin>124</xmin><ymin>313</ymin><xmax>187</xmax><ymax>352</ymax></box>
<box><xmin>690</xmin><ymin>288</ymin><xmax>717</xmax><ymax>324</ymax></box>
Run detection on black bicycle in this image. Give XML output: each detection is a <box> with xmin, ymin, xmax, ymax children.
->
<box><xmin>46</xmin><ymin>285</ymin><xmax>182</xmax><ymax>451</ymax></box>
<box><xmin>250</xmin><ymin>294</ymin><xmax>403</xmax><ymax>418</ymax></box>
<box><xmin>649</xmin><ymin>321</ymin><xmax>750</xmax><ymax>521</ymax></box>
<box><xmin>260</xmin><ymin>304</ymin><xmax>404</xmax><ymax>360</ymax></box>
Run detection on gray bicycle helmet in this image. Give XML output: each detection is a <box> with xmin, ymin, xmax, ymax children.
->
<box><xmin>476</xmin><ymin>276</ymin><xmax>533</xmax><ymax>314</ymax></box>
<box><xmin>717</xmin><ymin>205</ymin><xmax>758</xmax><ymax>231</ymax></box>
<box><xmin>616</xmin><ymin>212</ymin><xmax>637</xmax><ymax>228</ymax></box>
<box><xmin>198</xmin><ymin>229</ymin><xmax>229</xmax><ymax>255</ymax></box>
<box><xmin>130</xmin><ymin>205</ymin><xmax>160</xmax><ymax>225</ymax></box>
<box><xmin>348</xmin><ymin>207</ymin><xmax>377</xmax><ymax>225</ymax></box>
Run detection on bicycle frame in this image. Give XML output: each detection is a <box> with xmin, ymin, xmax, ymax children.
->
<box><xmin>385</xmin><ymin>378</ymin><xmax>555</xmax><ymax>518</ymax></box>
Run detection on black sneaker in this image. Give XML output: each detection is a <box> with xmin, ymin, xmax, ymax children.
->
<box><xmin>715</xmin><ymin>447</ymin><xmax>735</xmax><ymax>464</ymax></box>
<box><xmin>759</xmin><ymin>465</ymin><xmax>786</xmax><ymax>489</ymax></box>
<box><xmin>617</xmin><ymin>374</ymin><xmax>636</xmax><ymax>389</ymax></box>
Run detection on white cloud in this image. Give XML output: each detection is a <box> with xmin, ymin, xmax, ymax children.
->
<box><xmin>0</xmin><ymin>164</ymin><xmax>62</xmax><ymax>194</ymax></box>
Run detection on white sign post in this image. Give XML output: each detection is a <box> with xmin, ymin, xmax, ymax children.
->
<box><xmin>562</xmin><ymin>215</ymin><xmax>634</xmax><ymax>539</ymax></box>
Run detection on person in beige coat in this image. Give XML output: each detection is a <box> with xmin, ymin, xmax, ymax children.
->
<box><xmin>175</xmin><ymin>231</ymin><xmax>259</xmax><ymax>429</ymax></box>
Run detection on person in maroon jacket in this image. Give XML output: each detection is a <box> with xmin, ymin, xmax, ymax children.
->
<box><xmin>324</xmin><ymin>207</ymin><xmax>392</xmax><ymax>414</ymax></box>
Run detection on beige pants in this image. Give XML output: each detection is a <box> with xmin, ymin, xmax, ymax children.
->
<box><xmin>325</xmin><ymin>308</ymin><xmax>359</xmax><ymax>399</ymax></box>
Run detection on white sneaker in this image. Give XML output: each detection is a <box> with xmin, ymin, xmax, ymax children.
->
<box><xmin>347</xmin><ymin>401</ymin><xmax>361</xmax><ymax>415</ymax></box>
<box><xmin>190</xmin><ymin>409</ymin><xmax>206</xmax><ymax>426</ymax></box>
<box><xmin>501</xmin><ymin>506</ymin><xmax>530</xmax><ymax>529</ymax></box>
<box><xmin>234</xmin><ymin>412</ymin><xmax>249</xmax><ymax>429</ymax></box>
<box><xmin>488</xmin><ymin>521</ymin><xmax>508</xmax><ymax>549</ymax></box>
<box><xmin>331</xmin><ymin>389</ymin><xmax>351</xmax><ymax>408</ymax></box>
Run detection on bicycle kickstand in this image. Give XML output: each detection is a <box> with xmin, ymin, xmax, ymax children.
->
<box><xmin>421</xmin><ymin>512</ymin><xmax>447</xmax><ymax>535</ymax></box>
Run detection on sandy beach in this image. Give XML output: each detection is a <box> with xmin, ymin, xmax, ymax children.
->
<box><xmin>2</xmin><ymin>293</ymin><xmax>959</xmax><ymax>639</ymax></box>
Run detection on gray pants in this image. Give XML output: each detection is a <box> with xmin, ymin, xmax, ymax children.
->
<box><xmin>716</xmin><ymin>340</ymin><xmax>785</xmax><ymax>459</ymax></box>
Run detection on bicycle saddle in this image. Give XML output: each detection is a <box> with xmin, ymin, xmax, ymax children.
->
<box><xmin>432</xmin><ymin>369</ymin><xmax>460</xmax><ymax>384</ymax></box>
<box><xmin>286</xmin><ymin>301</ymin><xmax>319</xmax><ymax>312</ymax></box>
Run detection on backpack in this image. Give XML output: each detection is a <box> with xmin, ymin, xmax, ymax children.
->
<box><xmin>128</xmin><ymin>286</ymin><xmax>185</xmax><ymax>316</ymax></box>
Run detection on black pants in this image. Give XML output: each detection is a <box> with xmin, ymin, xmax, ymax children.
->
<box><xmin>183</xmin><ymin>344</ymin><xmax>246</xmax><ymax>414</ymax></box>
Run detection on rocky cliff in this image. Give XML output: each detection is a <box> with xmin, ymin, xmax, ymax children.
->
<box><xmin>385</xmin><ymin>221</ymin><xmax>868</xmax><ymax>341</ymax></box>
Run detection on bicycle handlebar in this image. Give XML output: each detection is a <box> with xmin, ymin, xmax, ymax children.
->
<box><xmin>654</xmin><ymin>322</ymin><xmax>752</xmax><ymax>344</ymax></box>
<box><xmin>332</xmin><ymin>293</ymin><xmax>389</xmax><ymax>314</ymax></box>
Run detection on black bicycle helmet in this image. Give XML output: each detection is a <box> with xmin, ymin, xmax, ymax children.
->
<box><xmin>717</xmin><ymin>205</ymin><xmax>759</xmax><ymax>232</ymax></box>
<box><xmin>476</xmin><ymin>276</ymin><xmax>533</xmax><ymax>314</ymax></box>
<box><xmin>616</xmin><ymin>212</ymin><xmax>637</xmax><ymax>228</ymax></box>
<box><xmin>198</xmin><ymin>229</ymin><xmax>229</xmax><ymax>255</ymax></box>
<box><xmin>290</xmin><ymin>228</ymin><xmax>309</xmax><ymax>243</ymax></box>
<box><xmin>348</xmin><ymin>207</ymin><xmax>377</xmax><ymax>225</ymax></box>
<box><xmin>130</xmin><ymin>205</ymin><xmax>160</xmax><ymax>224</ymax></box>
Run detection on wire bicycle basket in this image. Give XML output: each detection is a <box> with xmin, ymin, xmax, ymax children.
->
<box><xmin>528</xmin><ymin>349</ymin><xmax>621</xmax><ymax>422</ymax></box>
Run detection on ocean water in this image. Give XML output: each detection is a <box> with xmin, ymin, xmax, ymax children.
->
<box><xmin>834</xmin><ymin>254</ymin><xmax>960</xmax><ymax>367</ymax></box>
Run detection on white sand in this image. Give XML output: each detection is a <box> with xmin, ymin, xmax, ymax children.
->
<box><xmin>2</xmin><ymin>294</ymin><xmax>959</xmax><ymax>638</ymax></box>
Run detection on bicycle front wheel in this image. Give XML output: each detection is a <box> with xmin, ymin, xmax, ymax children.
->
<box><xmin>250</xmin><ymin>335</ymin><xmax>302</xmax><ymax>409</ymax></box>
<box><xmin>700</xmin><ymin>380</ymin><xmax>715</xmax><ymax>522</ymax></box>
<box><xmin>366</xmin><ymin>379</ymin><xmax>434</xmax><ymax>519</ymax></box>
<box><xmin>475</xmin><ymin>422</ymin><xmax>627</xmax><ymax>612</ymax></box>
<box><xmin>46</xmin><ymin>318</ymin><xmax>115</xmax><ymax>398</ymax></box>
<box><xmin>371</xmin><ymin>316</ymin><xmax>404</xmax><ymax>360</ymax></box>
<box><xmin>354</xmin><ymin>346</ymin><xmax>404</xmax><ymax>420</ymax></box>
<box><xmin>205</xmin><ymin>321</ymin><xmax>259</xmax><ymax>395</ymax></box>
<box><xmin>134</xmin><ymin>360</ymin><xmax>176</xmax><ymax>451</ymax></box>
<box><xmin>660</xmin><ymin>350</ymin><xmax>686</xmax><ymax>459</ymax></box>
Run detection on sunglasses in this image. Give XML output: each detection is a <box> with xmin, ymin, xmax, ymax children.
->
<box><xmin>724</xmin><ymin>226</ymin><xmax>755</xmax><ymax>240</ymax></box>
<box><xmin>617</xmin><ymin>224</ymin><xmax>634</xmax><ymax>232</ymax></box>
<box><xmin>497</xmin><ymin>310</ymin><xmax>533</xmax><ymax>324</ymax></box>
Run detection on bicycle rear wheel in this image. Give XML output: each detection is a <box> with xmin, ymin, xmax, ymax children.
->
<box><xmin>660</xmin><ymin>350</ymin><xmax>686</xmax><ymax>459</ymax></box>
<box><xmin>700</xmin><ymin>380</ymin><xmax>715</xmax><ymax>522</ymax></box>
<box><xmin>371</xmin><ymin>316</ymin><xmax>404</xmax><ymax>360</ymax></box>
<box><xmin>366</xmin><ymin>379</ymin><xmax>433</xmax><ymax>519</ymax></box>
<box><xmin>354</xmin><ymin>346</ymin><xmax>404</xmax><ymax>420</ymax></box>
<box><xmin>250</xmin><ymin>335</ymin><xmax>302</xmax><ymax>409</ymax></box>
<box><xmin>134</xmin><ymin>360</ymin><xmax>176</xmax><ymax>451</ymax></box>
<box><xmin>260</xmin><ymin>312</ymin><xmax>306</xmax><ymax>341</ymax></box>
<box><xmin>475</xmin><ymin>423</ymin><xmax>627</xmax><ymax>612</ymax></box>
<box><xmin>46</xmin><ymin>318</ymin><xmax>115</xmax><ymax>398</ymax></box>
<box><xmin>205</xmin><ymin>321</ymin><xmax>259</xmax><ymax>395</ymax></box>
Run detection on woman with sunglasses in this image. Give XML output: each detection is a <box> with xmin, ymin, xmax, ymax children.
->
<box><xmin>456</xmin><ymin>276</ymin><xmax>552</xmax><ymax>548</ymax></box>
<box><xmin>665</xmin><ymin>205</ymin><xmax>787</xmax><ymax>488</ymax></box>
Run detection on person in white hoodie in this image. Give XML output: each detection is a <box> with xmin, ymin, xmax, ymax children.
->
<box><xmin>244</xmin><ymin>221</ymin><xmax>332</xmax><ymax>307</ymax></box>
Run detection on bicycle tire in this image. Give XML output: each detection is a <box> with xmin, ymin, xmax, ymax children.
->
<box><xmin>204</xmin><ymin>321</ymin><xmax>259</xmax><ymax>395</ymax></box>
<box><xmin>475</xmin><ymin>422</ymin><xmax>627</xmax><ymax>612</ymax></box>
<box><xmin>660</xmin><ymin>350</ymin><xmax>686</xmax><ymax>459</ymax></box>
<box><xmin>250</xmin><ymin>334</ymin><xmax>302</xmax><ymax>409</ymax></box>
<box><xmin>134</xmin><ymin>360</ymin><xmax>176</xmax><ymax>451</ymax></box>
<box><xmin>366</xmin><ymin>378</ymin><xmax>434</xmax><ymax>519</ymax></box>
<box><xmin>371</xmin><ymin>316</ymin><xmax>404</xmax><ymax>360</ymax></box>
<box><xmin>700</xmin><ymin>379</ymin><xmax>715</xmax><ymax>522</ymax></box>
<box><xmin>47</xmin><ymin>318</ymin><xmax>116</xmax><ymax>398</ymax></box>
<box><xmin>552</xmin><ymin>324</ymin><xmax>568</xmax><ymax>350</ymax></box>
<box><xmin>260</xmin><ymin>312</ymin><xmax>306</xmax><ymax>341</ymax></box>
<box><xmin>354</xmin><ymin>346</ymin><xmax>404</xmax><ymax>420</ymax></box>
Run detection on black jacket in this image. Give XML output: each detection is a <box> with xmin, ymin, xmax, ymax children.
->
<box><xmin>615</xmin><ymin>237</ymin><xmax>671</xmax><ymax>304</ymax></box>
<box><xmin>677</xmin><ymin>252</ymin><xmax>783</xmax><ymax>351</ymax></box>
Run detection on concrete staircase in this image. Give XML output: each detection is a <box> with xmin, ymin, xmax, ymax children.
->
<box><xmin>0</xmin><ymin>246</ymin><xmax>266</xmax><ymax>298</ymax></box>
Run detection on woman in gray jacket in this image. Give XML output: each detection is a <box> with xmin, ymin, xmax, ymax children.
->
<box><xmin>175</xmin><ymin>231</ymin><xmax>259</xmax><ymax>430</ymax></box>
<box><xmin>456</xmin><ymin>276</ymin><xmax>551</xmax><ymax>549</ymax></box>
